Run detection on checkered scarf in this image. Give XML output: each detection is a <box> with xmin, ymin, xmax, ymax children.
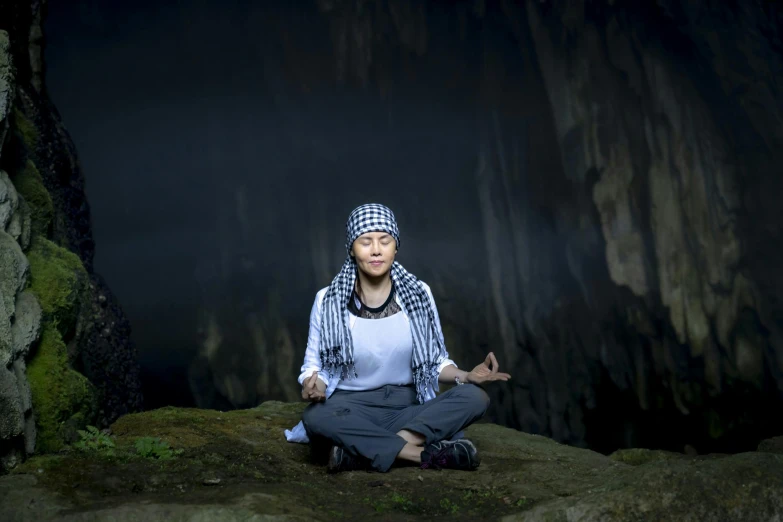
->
<box><xmin>319</xmin><ymin>203</ymin><xmax>446</xmax><ymax>404</ymax></box>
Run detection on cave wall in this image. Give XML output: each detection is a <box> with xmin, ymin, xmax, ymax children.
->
<box><xmin>0</xmin><ymin>0</ymin><xmax>143</xmax><ymax>471</ymax></box>
<box><xmin>517</xmin><ymin>0</ymin><xmax>783</xmax><ymax>451</ymax></box>
<box><xmin>22</xmin><ymin>0</ymin><xmax>780</xmax><ymax>455</ymax></box>
<box><xmin>233</xmin><ymin>0</ymin><xmax>782</xmax><ymax>453</ymax></box>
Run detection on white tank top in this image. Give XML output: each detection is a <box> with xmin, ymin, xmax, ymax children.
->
<box><xmin>336</xmin><ymin>311</ymin><xmax>414</xmax><ymax>391</ymax></box>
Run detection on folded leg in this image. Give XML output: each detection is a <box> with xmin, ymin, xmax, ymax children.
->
<box><xmin>302</xmin><ymin>390</ymin><xmax>407</xmax><ymax>472</ymax></box>
<box><xmin>386</xmin><ymin>384</ymin><xmax>490</xmax><ymax>445</ymax></box>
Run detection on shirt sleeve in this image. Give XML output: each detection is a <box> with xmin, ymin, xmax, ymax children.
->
<box><xmin>422</xmin><ymin>283</ymin><xmax>458</xmax><ymax>379</ymax></box>
<box><xmin>297</xmin><ymin>288</ymin><xmax>330</xmax><ymax>387</ymax></box>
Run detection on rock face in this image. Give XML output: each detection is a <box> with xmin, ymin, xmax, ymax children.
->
<box><xmin>252</xmin><ymin>0</ymin><xmax>782</xmax><ymax>455</ymax></box>
<box><xmin>0</xmin><ymin>401</ymin><xmax>781</xmax><ymax>522</ymax></box>
<box><xmin>0</xmin><ymin>27</ymin><xmax>39</xmax><ymax>474</ymax></box>
<box><xmin>0</xmin><ymin>1</ymin><xmax>142</xmax><ymax>471</ymax></box>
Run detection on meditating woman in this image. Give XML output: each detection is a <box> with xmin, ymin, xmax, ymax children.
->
<box><xmin>285</xmin><ymin>203</ymin><xmax>511</xmax><ymax>473</ymax></box>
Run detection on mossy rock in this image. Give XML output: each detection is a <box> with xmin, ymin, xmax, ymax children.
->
<box><xmin>25</xmin><ymin>324</ymin><xmax>97</xmax><ymax>453</ymax></box>
<box><xmin>26</xmin><ymin>236</ymin><xmax>87</xmax><ymax>339</ymax></box>
<box><xmin>9</xmin><ymin>160</ymin><xmax>52</xmax><ymax>238</ymax></box>
<box><xmin>11</xmin><ymin>105</ymin><xmax>38</xmax><ymax>151</ymax></box>
<box><xmin>608</xmin><ymin>447</ymin><xmax>686</xmax><ymax>466</ymax></box>
<box><xmin>1</xmin><ymin>401</ymin><xmax>781</xmax><ymax>521</ymax></box>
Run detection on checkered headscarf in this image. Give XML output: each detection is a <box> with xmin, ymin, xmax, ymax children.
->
<box><xmin>319</xmin><ymin>203</ymin><xmax>446</xmax><ymax>404</ymax></box>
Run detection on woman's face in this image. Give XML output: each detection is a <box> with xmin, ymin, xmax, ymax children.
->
<box><xmin>351</xmin><ymin>232</ymin><xmax>397</xmax><ymax>278</ymax></box>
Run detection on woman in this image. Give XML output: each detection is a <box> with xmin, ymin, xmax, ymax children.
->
<box><xmin>285</xmin><ymin>203</ymin><xmax>511</xmax><ymax>473</ymax></box>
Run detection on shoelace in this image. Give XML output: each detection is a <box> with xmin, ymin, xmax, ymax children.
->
<box><xmin>420</xmin><ymin>447</ymin><xmax>451</xmax><ymax>470</ymax></box>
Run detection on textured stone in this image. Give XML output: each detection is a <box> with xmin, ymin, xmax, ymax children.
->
<box><xmin>0</xmin><ymin>230</ymin><xmax>28</xmax><ymax>368</ymax></box>
<box><xmin>0</xmin><ymin>402</ymin><xmax>780</xmax><ymax>522</ymax></box>
<box><xmin>9</xmin><ymin>195</ymin><xmax>31</xmax><ymax>250</ymax></box>
<box><xmin>0</xmin><ymin>229</ymin><xmax>29</xmax><ymax>319</ymax></box>
<box><xmin>758</xmin><ymin>436</ymin><xmax>783</xmax><ymax>455</ymax></box>
<box><xmin>0</xmin><ymin>366</ymin><xmax>23</xmax><ymax>439</ymax></box>
<box><xmin>0</xmin><ymin>170</ymin><xmax>18</xmax><ymax>231</ymax></box>
<box><xmin>11</xmin><ymin>358</ymin><xmax>35</xmax><ymax>455</ymax></box>
<box><xmin>11</xmin><ymin>358</ymin><xmax>30</xmax><ymax>413</ymax></box>
<box><xmin>0</xmin><ymin>30</ymin><xmax>12</xmax><ymax>125</ymax></box>
<box><xmin>10</xmin><ymin>290</ymin><xmax>41</xmax><ymax>360</ymax></box>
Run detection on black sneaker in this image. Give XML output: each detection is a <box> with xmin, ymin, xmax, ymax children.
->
<box><xmin>420</xmin><ymin>438</ymin><xmax>480</xmax><ymax>471</ymax></box>
<box><xmin>327</xmin><ymin>445</ymin><xmax>372</xmax><ymax>473</ymax></box>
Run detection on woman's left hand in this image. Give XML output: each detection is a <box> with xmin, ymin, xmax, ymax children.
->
<box><xmin>466</xmin><ymin>352</ymin><xmax>511</xmax><ymax>384</ymax></box>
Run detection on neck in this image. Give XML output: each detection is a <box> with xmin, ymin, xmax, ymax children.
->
<box><xmin>355</xmin><ymin>269</ymin><xmax>392</xmax><ymax>308</ymax></box>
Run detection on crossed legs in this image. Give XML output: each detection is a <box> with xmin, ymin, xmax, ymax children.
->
<box><xmin>302</xmin><ymin>384</ymin><xmax>489</xmax><ymax>471</ymax></box>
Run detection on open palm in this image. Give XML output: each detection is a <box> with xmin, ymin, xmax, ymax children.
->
<box><xmin>467</xmin><ymin>352</ymin><xmax>511</xmax><ymax>384</ymax></box>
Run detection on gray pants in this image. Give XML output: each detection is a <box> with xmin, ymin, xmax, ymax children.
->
<box><xmin>302</xmin><ymin>383</ymin><xmax>489</xmax><ymax>472</ymax></box>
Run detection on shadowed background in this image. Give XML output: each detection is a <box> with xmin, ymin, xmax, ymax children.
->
<box><xmin>42</xmin><ymin>0</ymin><xmax>783</xmax><ymax>455</ymax></box>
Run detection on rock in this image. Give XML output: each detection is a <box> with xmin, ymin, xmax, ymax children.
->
<box><xmin>758</xmin><ymin>436</ymin><xmax>783</xmax><ymax>455</ymax></box>
<box><xmin>0</xmin><ymin>231</ymin><xmax>30</xmax><ymax>368</ymax></box>
<box><xmin>11</xmin><ymin>359</ymin><xmax>31</xmax><ymax>413</ymax></box>
<box><xmin>14</xmin><ymin>196</ymin><xmax>32</xmax><ymax>251</ymax></box>
<box><xmin>25</xmin><ymin>324</ymin><xmax>97</xmax><ymax>453</ymax></box>
<box><xmin>0</xmin><ymin>229</ymin><xmax>29</xmax><ymax>318</ymax></box>
<box><xmin>0</xmin><ymin>30</ymin><xmax>13</xmax><ymax>157</ymax></box>
<box><xmin>0</xmin><ymin>474</ymin><xmax>69</xmax><ymax>521</ymax></box>
<box><xmin>10</xmin><ymin>161</ymin><xmax>53</xmax><ymax>239</ymax></box>
<box><xmin>25</xmin><ymin>236</ymin><xmax>87</xmax><ymax>341</ymax></box>
<box><xmin>5</xmin><ymin>198</ymin><xmax>22</xmax><ymax>242</ymax></box>
<box><xmin>22</xmin><ymin>410</ymin><xmax>35</xmax><ymax>456</ymax></box>
<box><xmin>77</xmin><ymin>273</ymin><xmax>143</xmax><ymax>428</ymax></box>
<box><xmin>609</xmin><ymin>447</ymin><xmax>686</xmax><ymax>466</ymax></box>
<box><xmin>16</xmin><ymin>361</ymin><xmax>36</xmax><ymax>455</ymax></box>
<box><xmin>10</xmin><ymin>291</ymin><xmax>42</xmax><ymax>360</ymax></box>
<box><xmin>0</xmin><ymin>401</ymin><xmax>779</xmax><ymax>521</ymax></box>
<box><xmin>0</xmin><ymin>303</ymin><xmax>11</xmax><ymax>369</ymax></box>
<box><xmin>505</xmin><ymin>453</ymin><xmax>783</xmax><ymax>522</ymax></box>
<box><xmin>0</xmin><ymin>171</ymin><xmax>19</xmax><ymax>234</ymax></box>
<box><xmin>0</xmin><ymin>366</ymin><xmax>23</xmax><ymax>440</ymax></box>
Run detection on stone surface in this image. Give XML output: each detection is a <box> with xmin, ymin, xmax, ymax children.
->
<box><xmin>0</xmin><ymin>402</ymin><xmax>779</xmax><ymax>522</ymax></box>
<box><xmin>0</xmin><ymin>30</ymin><xmax>13</xmax><ymax>128</ymax></box>
<box><xmin>0</xmin><ymin>366</ymin><xmax>23</xmax><ymax>440</ymax></box>
<box><xmin>0</xmin><ymin>230</ymin><xmax>29</xmax><ymax>369</ymax></box>
<box><xmin>0</xmin><ymin>170</ymin><xmax>18</xmax><ymax>231</ymax></box>
<box><xmin>175</xmin><ymin>1</ymin><xmax>783</xmax><ymax>458</ymax></box>
<box><xmin>758</xmin><ymin>436</ymin><xmax>783</xmax><ymax>455</ymax></box>
<box><xmin>10</xmin><ymin>291</ymin><xmax>41</xmax><ymax>360</ymax></box>
<box><xmin>0</xmin><ymin>229</ymin><xmax>28</xmax><ymax>315</ymax></box>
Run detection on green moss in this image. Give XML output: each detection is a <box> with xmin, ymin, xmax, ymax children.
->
<box><xmin>26</xmin><ymin>324</ymin><xmax>97</xmax><ymax>453</ymax></box>
<box><xmin>26</xmin><ymin>236</ymin><xmax>87</xmax><ymax>339</ymax></box>
<box><xmin>12</xmin><ymin>105</ymin><xmax>38</xmax><ymax>150</ymax></box>
<box><xmin>609</xmin><ymin>447</ymin><xmax>685</xmax><ymax>466</ymax></box>
<box><xmin>9</xmin><ymin>160</ymin><xmax>53</xmax><ymax>237</ymax></box>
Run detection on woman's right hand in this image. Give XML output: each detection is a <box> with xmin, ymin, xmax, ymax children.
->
<box><xmin>301</xmin><ymin>372</ymin><xmax>327</xmax><ymax>403</ymax></box>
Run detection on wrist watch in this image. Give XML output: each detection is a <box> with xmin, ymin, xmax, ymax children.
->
<box><xmin>455</xmin><ymin>375</ymin><xmax>465</xmax><ymax>386</ymax></box>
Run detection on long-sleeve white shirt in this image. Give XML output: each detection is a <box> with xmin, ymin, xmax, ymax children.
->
<box><xmin>285</xmin><ymin>282</ymin><xmax>458</xmax><ymax>443</ymax></box>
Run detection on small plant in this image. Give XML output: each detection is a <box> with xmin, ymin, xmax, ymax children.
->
<box><xmin>440</xmin><ymin>498</ymin><xmax>460</xmax><ymax>514</ymax></box>
<box><xmin>74</xmin><ymin>426</ymin><xmax>115</xmax><ymax>455</ymax></box>
<box><xmin>389</xmin><ymin>492</ymin><xmax>415</xmax><ymax>513</ymax></box>
<box><xmin>134</xmin><ymin>437</ymin><xmax>183</xmax><ymax>460</ymax></box>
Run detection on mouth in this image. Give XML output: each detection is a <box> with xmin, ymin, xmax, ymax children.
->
<box><xmin>369</xmin><ymin>261</ymin><xmax>384</xmax><ymax>266</ymax></box>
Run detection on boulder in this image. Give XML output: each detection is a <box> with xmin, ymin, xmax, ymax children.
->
<box><xmin>0</xmin><ymin>401</ymin><xmax>779</xmax><ymax>521</ymax></box>
<box><xmin>0</xmin><ymin>366</ymin><xmax>23</xmax><ymax>440</ymax></box>
<box><xmin>10</xmin><ymin>291</ymin><xmax>41</xmax><ymax>360</ymax></box>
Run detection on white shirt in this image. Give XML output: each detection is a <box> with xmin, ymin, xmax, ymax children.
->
<box><xmin>284</xmin><ymin>282</ymin><xmax>458</xmax><ymax>443</ymax></box>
